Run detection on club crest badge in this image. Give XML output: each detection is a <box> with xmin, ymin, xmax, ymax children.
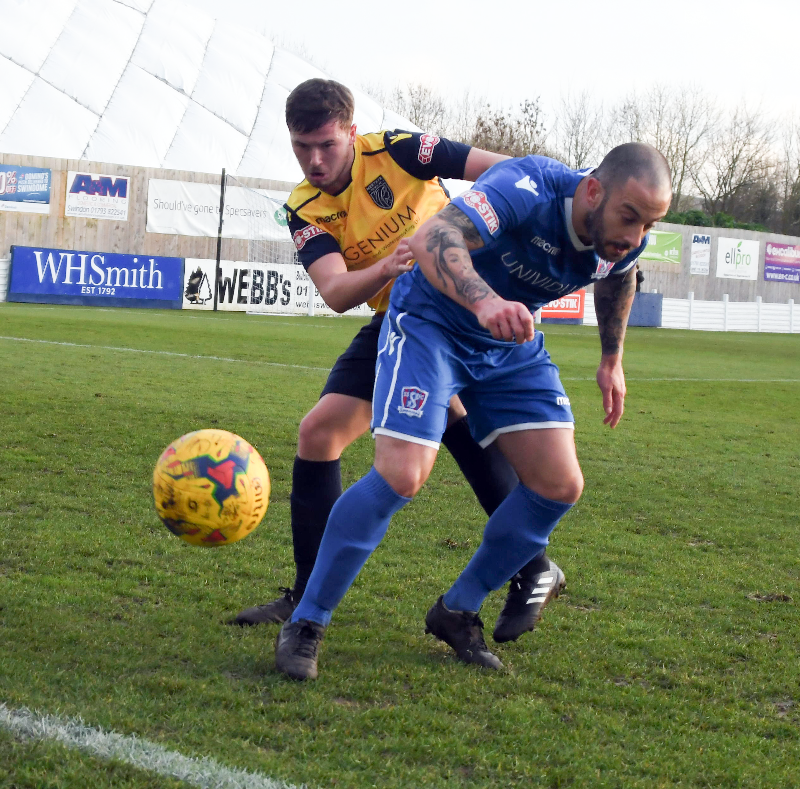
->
<box><xmin>398</xmin><ymin>386</ymin><xmax>428</xmax><ymax>417</ymax></box>
<box><xmin>366</xmin><ymin>175</ymin><xmax>394</xmax><ymax>210</ymax></box>
<box><xmin>591</xmin><ymin>258</ymin><xmax>615</xmax><ymax>279</ymax></box>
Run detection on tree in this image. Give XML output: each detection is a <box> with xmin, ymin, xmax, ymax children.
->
<box><xmin>469</xmin><ymin>99</ymin><xmax>548</xmax><ymax>157</ymax></box>
<box><xmin>551</xmin><ymin>91</ymin><xmax>604</xmax><ymax>169</ymax></box>
<box><xmin>777</xmin><ymin>117</ymin><xmax>800</xmax><ymax>235</ymax></box>
<box><xmin>605</xmin><ymin>85</ymin><xmax>717</xmax><ymax>211</ymax></box>
<box><xmin>388</xmin><ymin>83</ymin><xmax>449</xmax><ymax>134</ymax></box>
<box><xmin>691</xmin><ymin>105</ymin><xmax>774</xmax><ymax>217</ymax></box>
<box><xmin>664</xmin><ymin>86</ymin><xmax>718</xmax><ymax>212</ymax></box>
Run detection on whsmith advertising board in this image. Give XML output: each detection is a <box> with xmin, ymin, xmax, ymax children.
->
<box><xmin>9</xmin><ymin>245</ymin><xmax>183</xmax><ymax>308</ymax></box>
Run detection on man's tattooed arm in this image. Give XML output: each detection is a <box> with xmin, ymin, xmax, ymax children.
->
<box><xmin>408</xmin><ymin>204</ymin><xmax>536</xmax><ymax>343</ymax></box>
<box><xmin>420</xmin><ymin>204</ymin><xmax>492</xmax><ymax>306</ymax></box>
<box><xmin>593</xmin><ymin>268</ymin><xmax>637</xmax><ymax>355</ymax></box>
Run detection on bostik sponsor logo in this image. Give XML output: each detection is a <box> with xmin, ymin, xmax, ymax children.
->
<box><xmin>462</xmin><ymin>190</ymin><xmax>499</xmax><ymax>234</ymax></box>
<box><xmin>293</xmin><ymin>224</ymin><xmax>326</xmax><ymax>250</ymax></box>
<box><xmin>418</xmin><ymin>133</ymin><xmax>440</xmax><ymax>164</ymax></box>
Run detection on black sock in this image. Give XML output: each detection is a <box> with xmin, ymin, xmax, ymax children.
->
<box><xmin>289</xmin><ymin>456</ymin><xmax>342</xmax><ymax>597</ymax></box>
<box><xmin>442</xmin><ymin>417</ymin><xmax>552</xmax><ymax>572</ymax></box>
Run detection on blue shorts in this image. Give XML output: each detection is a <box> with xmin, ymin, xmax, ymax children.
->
<box><xmin>371</xmin><ymin>309</ymin><xmax>575</xmax><ymax>448</ymax></box>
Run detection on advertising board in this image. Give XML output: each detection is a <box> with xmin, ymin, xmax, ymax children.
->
<box><xmin>183</xmin><ymin>258</ymin><xmax>370</xmax><ymax>317</ymax></box>
<box><xmin>8</xmin><ymin>245</ymin><xmax>183</xmax><ymax>308</ymax></box>
<box><xmin>65</xmin><ymin>171</ymin><xmax>130</xmax><ymax>221</ymax></box>
<box><xmin>146</xmin><ymin>180</ymin><xmax>290</xmax><ymax>241</ymax></box>
<box><xmin>764</xmin><ymin>241</ymin><xmax>800</xmax><ymax>283</ymax></box>
<box><xmin>716</xmin><ymin>237</ymin><xmax>759</xmax><ymax>280</ymax></box>
<box><xmin>690</xmin><ymin>233</ymin><xmax>711</xmax><ymax>276</ymax></box>
<box><xmin>640</xmin><ymin>231</ymin><xmax>682</xmax><ymax>264</ymax></box>
<box><xmin>0</xmin><ymin>165</ymin><xmax>51</xmax><ymax>214</ymax></box>
<box><xmin>540</xmin><ymin>289</ymin><xmax>585</xmax><ymax>324</ymax></box>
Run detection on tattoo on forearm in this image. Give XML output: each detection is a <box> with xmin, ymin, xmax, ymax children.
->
<box><xmin>436</xmin><ymin>204</ymin><xmax>484</xmax><ymax>248</ymax></box>
<box><xmin>594</xmin><ymin>270</ymin><xmax>636</xmax><ymax>355</ymax></box>
<box><xmin>425</xmin><ymin>214</ymin><xmax>492</xmax><ymax>305</ymax></box>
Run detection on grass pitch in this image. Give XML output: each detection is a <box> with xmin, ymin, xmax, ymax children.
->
<box><xmin>1</xmin><ymin>302</ymin><xmax>799</xmax><ymax>789</ymax></box>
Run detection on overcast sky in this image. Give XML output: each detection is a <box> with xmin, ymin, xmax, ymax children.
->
<box><xmin>189</xmin><ymin>0</ymin><xmax>800</xmax><ymax>121</ymax></box>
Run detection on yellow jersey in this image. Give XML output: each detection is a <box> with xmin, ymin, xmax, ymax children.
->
<box><xmin>285</xmin><ymin>130</ymin><xmax>470</xmax><ymax>313</ymax></box>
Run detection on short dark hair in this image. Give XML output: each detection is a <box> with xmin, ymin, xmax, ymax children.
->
<box><xmin>285</xmin><ymin>79</ymin><xmax>355</xmax><ymax>134</ymax></box>
<box><xmin>594</xmin><ymin>142</ymin><xmax>672</xmax><ymax>193</ymax></box>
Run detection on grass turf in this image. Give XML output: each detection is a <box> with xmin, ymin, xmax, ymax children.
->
<box><xmin>1</xmin><ymin>302</ymin><xmax>799</xmax><ymax>788</ymax></box>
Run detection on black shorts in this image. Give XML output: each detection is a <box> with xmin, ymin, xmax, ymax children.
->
<box><xmin>320</xmin><ymin>312</ymin><xmax>385</xmax><ymax>402</ymax></box>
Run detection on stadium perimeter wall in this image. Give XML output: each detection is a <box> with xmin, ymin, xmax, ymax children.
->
<box><xmin>629</xmin><ymin>222</ymin><xmax>800</xmax><ymax>302</ymax></box>
<box><xmin>0</xmin><ymin>153</ymin><xmax>296</xmax><ymax>262</ymax></box>
<box><xmin>1</xmin><ymin>152</ymin><xmax>799</xmax><ymax>315</ymax></box>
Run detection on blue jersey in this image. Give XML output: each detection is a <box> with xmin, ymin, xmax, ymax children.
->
<box><xmin>391</xmin><ymin>155</ymin><xmax>646</xmax><ymax>344</ymax></box>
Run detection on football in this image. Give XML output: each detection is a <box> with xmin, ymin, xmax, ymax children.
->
<box><xmin>153</xmin><ymin>429</ymin><xmax>270</xmax><ymax>547</ymax></box>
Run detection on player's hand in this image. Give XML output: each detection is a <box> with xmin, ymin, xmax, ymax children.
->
<box><xmin>381</xmin><ymin>239</ymin><xmax>414</xmax><ymax>279</ymax></box>
<box><xmin>476</xmin><ymin>298</ymin><xmax>535</xmax><ymax>344</ymax></box>
<box><xmin>596</xmin><ymin>353</ymin><xmax>626</xmax><ymax>427</ymax></box>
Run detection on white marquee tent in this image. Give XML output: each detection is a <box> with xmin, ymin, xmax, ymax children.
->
<box><xmin>0</xmin><ymin>0</ymin><xmax>421</xmax><ymax>183</ymax></box>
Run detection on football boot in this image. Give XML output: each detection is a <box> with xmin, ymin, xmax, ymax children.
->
<box><xmin>229</xmin><ymin>587</ymin><xmax>296</xmax><ymax>626</ymax></box>
<box><xmin>275</xmin><ymin>619</ymin><xmax>326</xmax><ymax>681</ymax></box>
<box><xmin>493</xmin><ymin>560</ymin><xmax>566</xmax><ymax>643</ymax></box>
<box><xmin>425</xmin><ymin>596</ymin><xmax>502</xmax><ymax>669</ymax></box>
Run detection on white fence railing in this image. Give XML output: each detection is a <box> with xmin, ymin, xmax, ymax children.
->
<box><xmin>0</xmin><ymin>258</ymin><xmax>9</xmax><ymax>303</ymax></box>
<box><xmin>582</xmin><ymin>291</ymin><xmax>797</xmax><ymax>333</ymax></box>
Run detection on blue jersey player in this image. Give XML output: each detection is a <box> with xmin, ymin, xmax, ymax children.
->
<box><xmin>275</xmin><ymin>142</ymin><xmax>673</xmax><ymax>679</ymax></box>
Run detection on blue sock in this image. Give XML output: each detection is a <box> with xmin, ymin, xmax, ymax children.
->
<box><xmin>291</xmin><ymin>467</ymin><xmax>411</xmax><ymax>626</ymax></box>
<box><xmin>443</xmin><ymin>483</ymin><xmax>573</xmax><ymax>612</ymax></box>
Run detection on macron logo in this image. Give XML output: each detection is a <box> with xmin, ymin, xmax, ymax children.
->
<box><xmin>515</xmin><ymin>175</ymin><xmax>539</xmax><ymax>196</ymax></box>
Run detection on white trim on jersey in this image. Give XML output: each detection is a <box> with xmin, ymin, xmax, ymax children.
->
<box><xmin>564</xmin><ymin>198</ymin><xmax>593</xmax><ymax>252</ymax></box>
<box><xmin>372</xmin><ymin>313</ymin><xmax>395</xmax><ymax>405</ymax></box>
<box><xmin>614</xmin><ymin>257</ymin><xmax>640</xmax><ymax>275</ymax></box>
<box><xmin>372</xmin><ymin>427</ymin><xmax>441</xmax><ymax>450</ymax></box>
<box><xmin>378</xmin><ymin>310</ymin><xmax>407</xmax><ymax>430</ymax></box>
<box><xmin>478</xmin><ymin>420</ymin><xmax>575</xmax><ymax>449</ymax></box>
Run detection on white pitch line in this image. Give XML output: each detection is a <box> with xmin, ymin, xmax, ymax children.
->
<box><xmin>1</xmin><ymin>335</ymin><xmax>798</xmax><ymax>383</ymax></box>
<box><xmin>0</xmin><ymin>704</ymin><xmax>308</xmax><ymax>789</ymax></box>
<box><xmin>2</xmin><ymin>304</ymin><xmax>362</xmax><ymax>330</ymax></box>
<box><xmin>0</xmin><ymin>335</ymin><xmax>330</xmax><ymax>373</ymax></box>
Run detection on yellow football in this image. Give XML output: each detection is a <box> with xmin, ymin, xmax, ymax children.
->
<box><xmin>153</xmin><ymin>429</ymin><xmax>270</xmax><ymax>547</ymax></box>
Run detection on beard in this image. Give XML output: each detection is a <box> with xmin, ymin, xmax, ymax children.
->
<box><xmin>585</xmin><ymin>197</ymin><xmax>631</xmax><ymax>262</ymax></box>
